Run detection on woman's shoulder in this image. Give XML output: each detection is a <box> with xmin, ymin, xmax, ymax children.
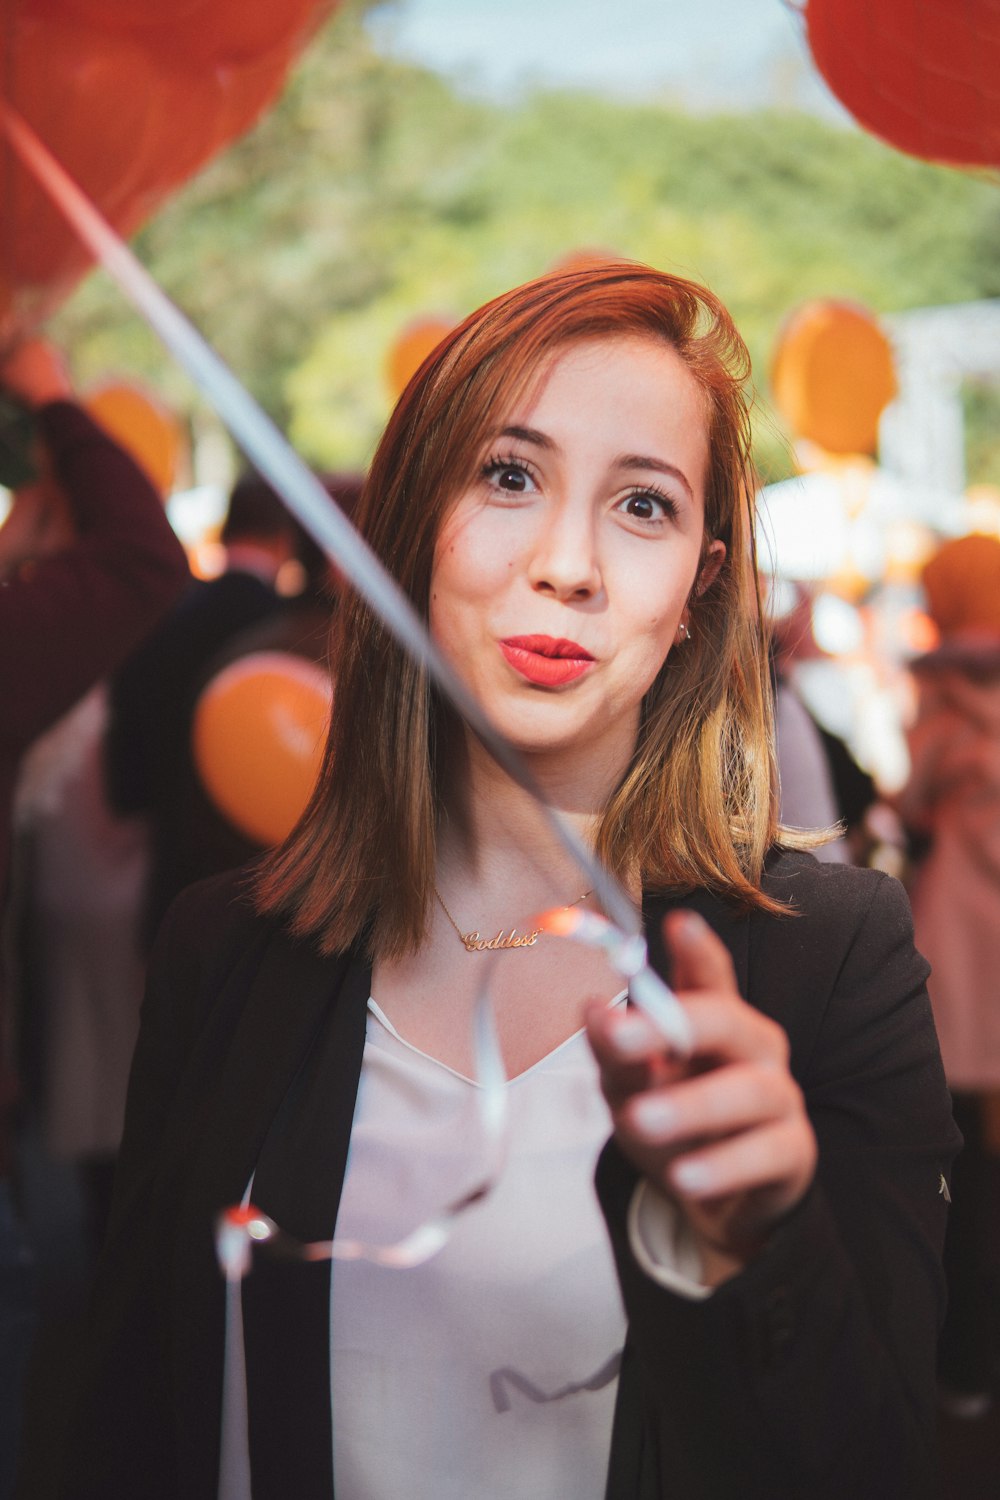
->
<box><xmin>755</xmin><ymin>848</ymin><xmax>918</xmax><ymax>963</ymax></box>
<box><xmin>661</xmin><ymin>852</ymin><xmax>918</xmax><ymax>1000</ymax></box>
<box><xmin>750</xmin><ymin>851</ymin><xmax>929</xmax><ymax>1045</ymax></box>
<box><xmin>158</xmin><ymin>862</ymin><xmax>269</xmax><ymax>938</ymax></box>
<box><xmin>134</xmin><ymin>865</ymin><xmax>337</xmax><ymax>1106</ymax></box>
<box><xmin>147</xmin><ymin>862</ymin><xmax>295</xmax><ymax>1009</ymax></box>
<box><xmin>761</xmin><ymin>847</ymin><xmax>902</xmax><ymax>917</ymax></box>
<box><xmin>649</xmin><ymin>850</ymin><xmax>911</xmax><ymax>942</ymax></box>
<box><xmin>646</xmin><ymin>853</ymin><xmax>920</xmax><ymax>1009</ymax></box>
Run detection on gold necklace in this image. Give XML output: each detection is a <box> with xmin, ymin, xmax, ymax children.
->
<box><xmin>434</xmin><ymin>886</ymin><xmax>591</xmax><ymax>954</ymax></box>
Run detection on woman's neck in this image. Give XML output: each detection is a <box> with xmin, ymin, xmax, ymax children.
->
<box><xmin>435</xmin><ymin>731</ymin><xmax>631</xmax><ymax>904</ymax></box>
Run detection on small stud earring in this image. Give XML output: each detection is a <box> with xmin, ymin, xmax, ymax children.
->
<box><xmin>677</xmin><ymin>620</ymin><xmax>691</xmax><ymax>643</ymax></box>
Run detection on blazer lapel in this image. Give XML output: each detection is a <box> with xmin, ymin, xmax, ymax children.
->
<box><xmin>167</xmin><ymin>925</ymin><xmax>368</xmax><ymax>1500</ymax></box>
<box><xmin>241</xmin><ymin>949</ymin><xmax>372</xmax><ymax>1500</ymax></box>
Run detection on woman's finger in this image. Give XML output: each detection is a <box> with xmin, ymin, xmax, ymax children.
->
<box><xmin>679</xmin><ymin>993</ymin><xmax>790</xmax><ymax>1068</ymax></box>
<box><xmin>662</xmin><ymin>909</ymin><xmax>738</xmax><ymax>993</ymax></box>
<box><xmin>666</xmin><ymin>1117</ymin><xmax>818</xmax><ymax>1205</ymax></box>
<box><xmin>586</xmin><ymin>985</ymin><xmax>789</xmax><ymax>1114</ymax></box>
<box><xmin>619</xmin><ymin>1061</ymin><xmax>802</xmax><ymax>1149</ymax></box>
<box><xmin>584</xmin><ymin>1002</ymin><xmax>681</xmax><ymax>1109</ymax></box>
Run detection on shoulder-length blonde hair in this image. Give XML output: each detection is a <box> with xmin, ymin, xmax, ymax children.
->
<box><xmin>256</xmin><ymin>260</ymin><xmax>804</xmax><ymax>956</ymax></box>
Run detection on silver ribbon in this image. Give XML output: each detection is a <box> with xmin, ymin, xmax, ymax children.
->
<box><xmin>1</xmin><ymin>98</ymin><xmax>704</xmax><ymax>1500</ymax></box>
<box><xmin>1</xmin><ymin>107</ymin><xmax>693</xmax><ymax>1275</ymax></box>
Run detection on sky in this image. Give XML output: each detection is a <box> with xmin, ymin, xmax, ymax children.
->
<box><xmin>366</xmin><ymin>0</ymin><xmax>852</xmax><ymax>120</ymax></box>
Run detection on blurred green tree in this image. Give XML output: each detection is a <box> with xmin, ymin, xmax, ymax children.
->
<box><xmin>52</xmin><ymin>0</ymin><xmax>1000</xmax><ymax>485</ymax></box>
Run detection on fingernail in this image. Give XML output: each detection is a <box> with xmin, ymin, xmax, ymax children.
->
<box><xmin>612</xmin><ymin>1016</ymin><xmax>653</xmax><ymax>1057</ymax></box>
<box><xmin>672</xmin><ymin>1158</ymin><xmax>710</xmax><ymax>1192</ymax></box>
<box><xmin>632</xmin><ymin>1095</ymin><xmax>676</xmax><ymax>1136</ymax></box>
<box><xmin>676</xmin><ymin>911</ymin><xmax>708</xmax><ymax>941</ymax></box>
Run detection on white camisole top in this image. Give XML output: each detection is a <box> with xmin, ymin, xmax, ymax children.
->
<box><xmin>328</xmin><ymin>994</ymin><xmax>629</xmax><ymax>1500</ymax></box>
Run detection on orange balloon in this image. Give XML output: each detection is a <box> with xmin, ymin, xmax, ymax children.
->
<box><xmin>84</xmin><ymin>381</ymin><xmax>185</xmax><ymax>497</ymax></box>
<box><xmin>770</xmin><ymin>300</ymin><xmax>897</xmax><ymax>457</ymax></box>
<box><xmin>385</xmin><ymin>316</ymin><xmax>458</xmax><ymax>401</ymax></box>
<box><xmin>192</xmin><ymin>652</ymin><xmax>332</xmax><ymax>846</ymax></box>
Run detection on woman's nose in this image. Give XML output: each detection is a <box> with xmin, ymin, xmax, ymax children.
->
<box><xmin>527</xmin><ymin>502</ymin><xmax>602</xmax><ymax>601</ymax></box>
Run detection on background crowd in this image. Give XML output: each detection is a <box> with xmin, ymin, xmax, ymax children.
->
<box><xmin>0</xmin><ymin>318</ymin><xmax>997</xmax><ymax>1496</ymax></box>
<box><xmin>1</xmin><ymin>2</ymin><xmax>998</xmax><ymax>1496</ymax></box>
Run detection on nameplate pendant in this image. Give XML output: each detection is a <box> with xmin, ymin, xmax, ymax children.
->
<box><xmin>460</xmin><ymin>928</ymin><xmax>541</xmax><ymax>953</ymax></box>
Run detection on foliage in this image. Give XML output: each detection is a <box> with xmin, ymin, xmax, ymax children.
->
<box><xmin>52</xmin><ymin>0</ymin><xmax>1000</xmax><ymax>485</ymax></box>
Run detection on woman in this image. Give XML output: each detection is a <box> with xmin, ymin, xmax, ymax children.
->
<box><xmin>59</xmin><ymin>264</ymin><xmax>957</xmax><ymax>1500</ymax></box>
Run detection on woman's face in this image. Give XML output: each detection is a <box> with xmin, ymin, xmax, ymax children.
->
<box><xmin>429</xmin><ymin>334</ymin><xmax>725</xmax><ymax>769</ymax></box>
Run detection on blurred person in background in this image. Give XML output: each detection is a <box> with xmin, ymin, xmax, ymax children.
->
<box><xmin>12</xmin><ymin>660</ymin><xmax>151</xmax><ymax>1255</ymax></box>
<box><xmin>767</xmin><ymin>580</ymin><xmax>876</xmax><ymax>864</ymax></box>
<box><xmin>0</xmin><ymin>338</ymin><xmax>188</xmax><ymax>1499</ymax></box>
<box><xmin>207</xmin><ymin>472</ymin><xmax>363</xmax><ymax>670</ymax></box>
<box><xmin>896</xmin><ymin>532</ymin><xmax>1000</xmax><ymax>1418</ymax></box>
<box><xmin>10</xmin><ymin>385</ymin><xmax>185</xmax><ymax>1252</ymax></box>
<box><xmin>105</xmin><ymin>474</ymin><xmax>302</xmax><ymax>947</ymax></box>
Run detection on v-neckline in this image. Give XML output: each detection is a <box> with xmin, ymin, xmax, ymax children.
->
<box><xmin>365</xmin><ymin>990</ymin><xmax>628</xmax><ymax>1087</ymax></box>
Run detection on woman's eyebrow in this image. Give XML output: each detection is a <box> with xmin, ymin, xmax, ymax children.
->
<box><xmin>614</xmin><ymin>453</ymin><xmax>694</xmax><ymax>501</ymax></box>
<box><xmin>497</xmin><ymin>424</ymin><xmax>555</xmax><ymax>450</ymax></box>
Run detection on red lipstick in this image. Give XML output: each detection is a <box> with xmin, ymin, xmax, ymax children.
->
<box><xmin>500</xmin><ymin>635</ymin><xmax>595</xmax><ymax>687</ymax></box>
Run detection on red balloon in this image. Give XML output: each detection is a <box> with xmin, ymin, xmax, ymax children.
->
<box><xmin>158</xmin><ymin>0</ymin><xmax>329</xmax><ymax>71</ymax></box>
<box><xmin>804</xmin><ymin>0</ymin><xmax>1000</xmax><ymax>168</ymax></box>
<box><xmin>0</xmin><ymin>1</ymin><xmax>337</xmax><ymax>332</ymax></box>
<box><xmin>2</xmin><ymin>19</ymin><xmax>166</xmax><ymax>285</ymax></box>
<box><xmin>44</xmin><ymin>0</ymin><xmax>205</xmax><ymax>27</ymax></box>
<box><xmin>212</xmin><ymin>49</ymin><xmax>304</xmax><ymax>154</ymax></box>
<box><xmin>49</xmin><ymin>0</ymin><xmax>331</xmax><ymax>70</ymax></box>
<box><xmin>29</xmin><ymin>0</ymin><xmax>325</xmax><ymax>66</ymax></box>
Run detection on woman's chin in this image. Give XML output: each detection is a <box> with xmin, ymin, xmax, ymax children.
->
<box><xmin>480</xmin><ymin>702</ymin><xmax>635</xmax><ymax>769</ymax></box>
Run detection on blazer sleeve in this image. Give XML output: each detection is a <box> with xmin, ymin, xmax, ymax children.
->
<box><xmin>105</xmin><ymin>876</ymin><xmax>257</xmax><ymax>1231</ymax></box>
<box><xmin>596</xmin><ymin>867</ymin><xmax>959</xmax><ymax>1500</ymax></box>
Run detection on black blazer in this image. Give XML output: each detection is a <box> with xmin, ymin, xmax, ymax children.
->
<box><xmin>56</xmin><ymin>852</ymin><xmax>959</xmax><ymax>1500</ymax></box>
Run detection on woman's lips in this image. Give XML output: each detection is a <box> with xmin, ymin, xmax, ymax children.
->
<box><xmin>499</xmin><ymin>635</ymin><xmax>595</xmax><ymax>687</ymax></box>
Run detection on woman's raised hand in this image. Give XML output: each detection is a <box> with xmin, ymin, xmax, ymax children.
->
<box><xmin>586</xmin><ymin>909</ymin><xmax>817</xmax><ymax>1287</ymax></box>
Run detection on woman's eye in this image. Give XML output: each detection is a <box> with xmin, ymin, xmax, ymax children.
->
<box><xmin>619</xmin><ymin>490</ymin><xmax>675</xmax><ymax>523</ymax></box>
<box><xmin>482</xmin><ymin>459</ymin><xmax>536</xmax><ymax>494</ymax></box>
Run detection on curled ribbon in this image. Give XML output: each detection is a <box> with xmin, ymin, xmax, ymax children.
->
<box><xmin>216</xmin><ymin>965</ymin><xmax>509</xmax><ymax>1276</ymax></box>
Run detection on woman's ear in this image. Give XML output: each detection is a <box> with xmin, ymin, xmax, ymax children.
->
<box><xmin>695</xmin><ymin>539</ymin><xmax>726</xmax><ymax>597</ymax></box>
